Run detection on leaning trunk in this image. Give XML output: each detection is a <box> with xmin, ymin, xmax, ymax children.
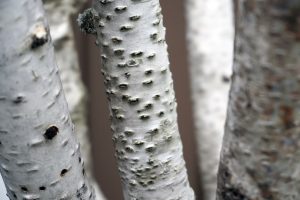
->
<box><xmin>43</xmin><ymin>1</ymin><xmax>106</xmax><ymax>199</ymax></box>
<box><xmin>185</xmin><ymin>0</ymin><xmax>234</xmax><ymax>199</ymax></box>
<box><xmin>217</xmin><ymin>0</ymin><xmax>300</xmax><ymax>199</ymax></box>
<box><xmin>78</xmin><ymin>0</ymin><xmax>194</xmax><ymax>199</ymax></box>
<box><xmin>0</xmin><ymin>0</ymin><xmax>94</xmax><ymax>199</ymax></box>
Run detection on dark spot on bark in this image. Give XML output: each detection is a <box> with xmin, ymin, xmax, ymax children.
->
<box><xmin>150</xmin><ymin>33</ymin><xmax>158</xmax><ymax>40</ymax></box>
<box><xmin>99</xmin><ymin>0</ymin><xmax>113</xmax><ymax>5</ymax></box>
<box><xmin>111</xmin><ymin>37</ymin><xmax>122</xmax><ymax>44</ymax></box>
<box><xmin>142</xmin><ymin>80</ymin><xmax>153</xmax><ymax>86</ymax></box>
<box><xmin>44</xmin><ymin>126</ymin><xmax>59</xmax><ymax>140</ymax></box>
<box><xmin>258</xmin><ymin>182</ymin><xmax>274</xmax><ymax>199</ymax></box>
<box><xmin>220</xmin><ymin>187</ymin><xmax>249</xmax><ymax>200</ymax></box>
<box><xmin>145</xmin><ymin>103</ymin><xmax>153</xmax><ymax>109</ymax></box>
<box><xmin>60</xmin><ymin>169</ymin><xmax>68</xmax><ymax>176</ymax></box>
<box><xmin>145</xmin><ymin>145</ymin><xmax>156</xmax><ymax>153</ymax></box>
<box><xmin>39</xmin><ymin>186</ymin><xmax>46</xmax><ymax>191</ymax></box>
<box><xmin>218</xmin><ymin>163</ymin><xmax>232</xmax><ymax>183</ymax></box>
<box><xmin>222</xmin><ymin>75</ymin><xmax>230</xmax><ymax>83</ymax></box>
<box><xmin>280</xmin><ymin>105</ymin><xmax>294</xmax><ymax>129</ymax></box>
<box><xmin>145</xmin><ymin>70</ymin><xmax>153</xmax><ymax>76</ymax></box>
<box><xmin>114</xmin><ymin>6</ymin><xmax>127</xmax><ymax>13</ymax></box>
<box><xmin>117</xmin><ymin>63</ymin><xmax>126</xmax><ymax>68</ymax></box>
<box><xmin>120</xmin><ymin>25</ymin><xmax>133</xmax><ymax>32</ymax></box>
<box><xmin>134</xmin><ymin>140</ymin><xmax>144</xmax><ymax>146</ymax></box>
<box><xmin>161</xmin><ymin>68</ymin><xmax>167</xmax><ymax>74</ymax></box>
<box><xmin>122</xmin><ymin>95</ymin><xmax>129</xmax><ymax>101</ymax></box>
<box><xmin>31</xmin><ymin>33</ymin><xmax>48</xmax><ymax>49</ymax></box>
<box><xmin>76</xmin><ymin>183</ymin><xmax>88</xmax><ymax>199</ymax></box>
<box><xmin>127</xmin><ymin>59</ymin><xmax>139</xmax><ymax>67</ymax></box>
<box><xmin>106</xmin><ymin>15</ymin><xmax>112</xmax><ymax>21</ymax></box>
<box><xmin>130</xmin><ymin>51</ymin><xmax>143</xmax><ymax>57</ymax></box>
<box><xmin>118</xmin><ymin>84</ymin><xmax>128</xmax><ymax>90</ymax></box>
<box><xmin>128</xmin><ymin>97</ymin><xmax>139</xmax><ymax>105</ymax></box>
<box><xmin>124</xmin><ymin>130</ymin><xmax>135</xmax><ymax>136</ymax></box>
<box><xmin>217</xmin><ymin>163</ymin><xmax>247</xmax><ymax>199</ymax></box>
<box><xmin>114</xmin><ymin>49</ymin><xmax>125</xmax><ymax>56</ymax></box>
<box><xmin>139</xmin><ymin>115</ymin><xmax>150</xmax><ymax>120</ymax></box>
<box><xmin>158</xmin><ymin>111</ymin><xmax>164</xmax><ymax>117</ymax></box>
<box><xmin>129</xmin><ymin>15</ymin><xmax>141</xmax><ymax>21</ymax></box>
<box><xmin>246</xmin><ymin>102</ymin><xmax>251</xmax><ymax>109</ymax></box>
<box><xmin>82</xmin><ymin>168</ymin><xmax>85</xmax><ymax>176</ymax></box>
<box><xmin>124</xmin><ymin>72</ymin><xmax>130</xmax><ymax>79</ymax></box>
<box><xmin>20</xmin><ymin>186</ymin><xmax>28</xmax><ymax>192</ymax></box>
<box><xmin>125</xmin><ymin>146</ymin><xmax>134</xmax><ymax>153</ymax></box>
<box><xmin>13</xmin><ymin>96</ymin><xmax>25</xmax><ymax>104</ymax></box>
<box><xmin>78</xmin><ymin>8</ymin><xmax>96</xmax><ymax>35</ymax></box>
<box><xmin>153</xmin><ymin>94</ymin><xmax>160</xmax><ymax>100</ymax></box>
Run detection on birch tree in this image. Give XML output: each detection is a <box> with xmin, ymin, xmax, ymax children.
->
<box><xmin>185</xmin><ymin>0</ymin><xmax>234</xmax><ymax>199</ymax></box>
<box><xmin>0</xmin><ymin>0</ymin><xmax>94</xmax><ymax>199</ymax></box>
<box><xmin>217</xmin><ymin>0</ymin><xmax>300</xmax><ymax>199</ymax></box>
<box><xmin>78</xmin><ymin>0</ymin><xmax>195</xmax><ymax>199</ymax></box>
<box><xmin>43</xmin><ymin>1</ymin><xmax>106</xmax><ymax>199</ymax></box>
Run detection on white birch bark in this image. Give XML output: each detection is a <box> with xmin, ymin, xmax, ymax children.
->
<box><xmin>78</xmin><ymin>0</ymin><xmax>195</xmax><ymax>199</ymax></box>
<box><xmin>185</xmin><ymin>1</ymin><xmax>234</xmax><ymax>200</ymax></box>
<box><xmin>43</xmin><ymin>1</ymin><xmax>106</xmax><ymax>199</ymax></box>
<box><xmin>217</xmin><ymin>0</ymin><xmax>300</xmax><ymax>199</ymax></box>
<box><xmin>0</xmin><ymin>0</ymin><xmax>95</xmax><ymax>199</ymax></box>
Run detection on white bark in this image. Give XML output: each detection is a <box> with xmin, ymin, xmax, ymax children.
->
<box><xmin>0</xmin><ymin>0</ymin><xmax>94</xmax><ymax>199</ymax></box>
<box><xmin>217</xmin><ymin>0</ymin><xmax>300</xmax><ymax>199</ymax></box>
<box><xmin>78</xmin><ymin>0</ymin><xmax>195</xmax><ymax>199</ymax></box>
<box><xmin>43</xmin><ymin>1</ymin><xmax>106</xmax><ymax>199</ymax></box>
<box><xmin>185</xmin><ymin>1</ymin><xmax>234</xmax><ymax>199</ymax></box>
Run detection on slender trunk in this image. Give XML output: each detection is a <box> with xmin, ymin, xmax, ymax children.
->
<box><xmin>185</xmin><ymin>0</ymin><xmax>234</xmax><ymax>199</ymax></box>
<box><xmin>217</xmin><ymin>0</ymin><xmax>300</xmax><ymax>199</ymax></box>
<box><xmin>78</xmin><ymin>0</ymin><xmax>194</xmax><ymax>199</ymax></box>
<box><xmin>0</xmin><ymin>0</ymin><xmax>94</xmax><ymax>199</ymax></box>
<box><xmin>43</xmin><ymin>1</ymin><xmax>106</xmax><ymax>199</ymax></box>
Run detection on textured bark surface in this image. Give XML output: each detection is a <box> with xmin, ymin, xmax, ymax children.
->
<box><xmin>43</xmin><ymin>1</ymin><xmax>106</xmax><ymax>199</ymax></box>
<box><xmin>78</xmin><ymin>0</ymin><xmax>195</xmax><ymax>199</ymax></box>
<box><xmin>0</xmin><ymin>0</ymin><xmax>94</xmax><ymax>199</ymax></box>
<box><xmin>217</xmin><ymin>0</ymin><xmax>300</xmax><ymax>199</ymax></box>
<box><xmin>185</xmin><ymin>0</ymin><xmax>234</xmax><ymax>200</ymax></box>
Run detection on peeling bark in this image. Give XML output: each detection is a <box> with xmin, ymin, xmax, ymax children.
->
<box><xmin>217</xmin><ymin>0</ymin><xmax>300</xmax><ymax>199</ymax></box>
<box><xmin>43</xmin><ymin>1</ymin><xmax>106</xmax><ymax>199</ymax></box>
<box><xmin>0</xmin><ymin>0</ymin><xmax>94</xmax><ymax>199</ymax></box>
<box><xmin>78</xmin><ymin>0</ymin><xmax>195</xmax><ymax>199</ymax></box>
<box><xmin>185</xmin><ymin>0</ymin><xmax>234</xmax><ymax>199</ymax></box>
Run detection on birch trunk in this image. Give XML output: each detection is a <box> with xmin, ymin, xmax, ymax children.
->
<box><xmin>43</xmin><ymin>1</ymin><xmax>106</xmax><ymax>199</ymax></box>
<box><xmin>217</xmin><ymin>0</ymin><xmax>300</xmax><ymax>199</ymax></box>
<box><xmin>185</xmin><ymin>0</ymin><xmax>234</xmax><ymax>200</ymax></box>
<box><xmin>0</xmin><ymin>0</ymin><xmax>95</xmax><ymax>199</ymax></box>
<box><xmin>78</xmin><ymin>0</ymin><xmax>195</xmax><ymax>199</ymax></box>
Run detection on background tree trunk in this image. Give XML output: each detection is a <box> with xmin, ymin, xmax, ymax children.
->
<box><xmin>185</xmin><ymin>0</ymin><xmax>234</xmax><ymax>199</ymax></box>
<box><xmin>217</xmin><ymin>0</ymin><xmax>300</xmax><ymax>199</ymax></box>
<box><xmin>43</xmin><ymin>1</ymin><xmax>106</xmax><ymax>199</ymax></box>
<box><xmin>78</xmin><ymin>0</ymin><xmax>195</xmax><ymax>199</ymax></box>
<box><xmin>0</xmin><ymin>0</ymin><xmax>94</xmax><ymax>199</ymax></box>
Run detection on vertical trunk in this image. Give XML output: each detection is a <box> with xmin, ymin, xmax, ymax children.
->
<box><xmin>0</xmin><ymin>0</ymin><xmax>94</xmax><ymax>199</ymax></box>
<box><xmin>78</xmin><ymin>0</ymin><xmax>194</xmax><ymax>199</ymax></box>
<box><xmin>185</xmin><ymin>0</ymin><xmax>234</xmax><ymax>199</ymax></box>
<box><xmin>43</xmin><ymin>1</ymin><xmax>106</xmax><ymax>199</ymax></box>
<box><xmin>217</xmin><ymin>0</ymin><xmax>300</xmax><ymax>199</ymax></box>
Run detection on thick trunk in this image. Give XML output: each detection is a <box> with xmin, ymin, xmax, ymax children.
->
<box><xmin>0</xmin><ymin>0</ymin><xmax>94</xmax><ymax>199</ymax></box>
<box><xmin>43</xmin><ymin>1</ymin><xmax>106</xmax><ymax>199</ymax></box>
<box><xmin>185</xmin><ymin>0</ymin><xmax>234</xmax><ymax>199</ymax></box>
<box><xmin>217</xmin><ymin>0</ymin><xmax>300</xmax><ymax>199</ymax></box>
<box><xmin>78</xmin><ymin>0</ymin><xmax>194</xmax><ymax>199</ymax></box>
